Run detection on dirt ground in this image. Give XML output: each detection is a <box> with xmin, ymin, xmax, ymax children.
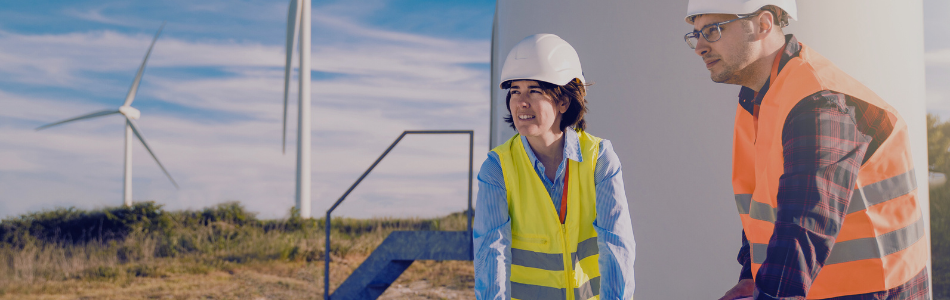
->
<box><xmin>0</xmin><ymin>258</ymin><xmax>475</xmax><ymax>300</ymax></box>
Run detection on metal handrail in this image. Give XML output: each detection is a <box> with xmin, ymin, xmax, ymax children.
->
<box><xmin>324</xmin><ymin>130</ymin><xmax>474</xmax><ymax>299</ymax></box>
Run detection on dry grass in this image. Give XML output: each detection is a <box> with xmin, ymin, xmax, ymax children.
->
<box><xmin>0</xmin><ymin>202</ymin><xmax>474</xmax><ymax>299</ymax></box>
<box><xmin>0</xmin><ymin>259</ymin><xmax>473</xmax><ymax>300</ymax></box>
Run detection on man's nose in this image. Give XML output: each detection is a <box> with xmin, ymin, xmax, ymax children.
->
<box><xmin>694</xmin><ymin>38</ymin><xmax>710</xmax><ymax>56</ymax></box>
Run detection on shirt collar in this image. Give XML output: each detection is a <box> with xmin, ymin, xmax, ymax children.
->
<box><xmin>519</xmin><ymin>127</ymin><xmax>583</xmax><ymax>165</ymax></box>
<box><xmin>737</xmin><ymin>34</ymin><xmax>800</xmax><ymax>114</ymax></box>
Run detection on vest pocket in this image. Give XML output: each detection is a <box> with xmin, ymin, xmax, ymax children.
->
<box><xmin>512</xmin><ymin>233</ymin><xmax>549</xmax><ymax>245</ymax></box>
<box><xmin>512</xmin><ymin>233</ymin><xmax>561</xmax><ymax>271</ymax></box>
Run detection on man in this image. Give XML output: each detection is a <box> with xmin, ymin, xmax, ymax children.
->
<box><xmin>683</xmin><ymin>0</ymin><xmax>930</xmax><ymax>299</ymax></box>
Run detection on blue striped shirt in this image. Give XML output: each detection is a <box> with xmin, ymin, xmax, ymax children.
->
<box><xmin>473</xmin><ymin>129</ymin><xmax>636</xmax><ymax>300</ymax></box>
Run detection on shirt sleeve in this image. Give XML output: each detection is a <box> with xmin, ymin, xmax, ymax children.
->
<box><xmin>739</xmin><ymin>230</ymin><xmax>753</xmax><ymax>281</ymax></box>
<box><xmin>753</xmin><ymin>91</ymin><xmax>869</xmax><ymax>300</ymax></box>
<box><xmin>592</xmin><ymin>139</ymin><xmax>636</xmax><ymax>300</ymax></box>
<box><xmin>473</xmin><ymin>152</ymin><xmax>512</xmax><ymax>300</ymax></box>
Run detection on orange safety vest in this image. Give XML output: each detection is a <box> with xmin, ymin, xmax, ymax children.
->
<box><xmin>731</xmin><ymin>42</ymin><xmax>928</xmax><ymax>299</ymax></box>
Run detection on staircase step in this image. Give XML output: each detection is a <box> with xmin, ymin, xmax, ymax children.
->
<box><xmin>330</xmin><ymin>231</ymin><xmax>472</xmax><ymax>300</ymax></box>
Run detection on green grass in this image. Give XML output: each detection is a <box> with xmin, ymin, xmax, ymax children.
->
<box><xmin>931</xmin><ymin>184</ymin><xmax>950</xmax><ymax>300</ymax></box>
<box><xmin>928</xmin><ymin>114</ymin><xmax>950</xmax><ymax>299</ymax></box>
<box><xmin>0</xmin><ymin>201</ymin><xmax>473</xmax><ymax>299</ymax></box>
<box><xmin>1</xmin><ymin>192</ymin><xmax>943</xmax><ymax>298</ymax></box>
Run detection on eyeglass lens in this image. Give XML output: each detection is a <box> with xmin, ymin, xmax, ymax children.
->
<box><xmin>686</xmin><ymin>25</ymin><xmax>721</xmax><ymax>49</ymax></box>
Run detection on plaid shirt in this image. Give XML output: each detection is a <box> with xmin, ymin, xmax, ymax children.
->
<box><xmin>735</xmin><ymin>35</ymin><xmax>930</xmax><ymax>300</ymax></box>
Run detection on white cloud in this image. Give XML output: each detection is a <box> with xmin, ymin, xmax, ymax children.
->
<box><xmin>927</xmin><ymin>89</ymin><xmax>950</xmax><ymax>119</ymax></box>
<box><xmin>313</xmin><ymin>12</ymin><xmax>464</xmax><ymax>48</ymax></box>
<box><xmin>926</xmin><ymin>49</ymin><xmax>950</xmax><ymax>120</ymax></box>
<box><xmin>2</xmin><ymin>93</ymin><xmax>482</xmax><ymax>219</ymax></box>
<box><xmin>63</xmin><ymin>6</ymin><xmax>136</xmax><ymax>27</ymax></box>
<box><xmin>0</xmin><ymin>8</ymin><xmax>489</xmax><ymax>220</ymax></box>
<box><xmin>0</xmin><ymin>29</ymin><xmax>279</xmax><ymax>88</ymax></box>
<box><xmin>927</xmin><ymin>89</ymin><xmax>945</xmax><ymax>105</ymax></box>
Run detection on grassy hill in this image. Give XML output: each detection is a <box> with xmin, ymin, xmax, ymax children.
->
<box><xmin>0</xmin><ymin>202</ymin><xmax>474</xmax><ymax>299</ymax></box>
<box><xmin>1</xmin><ymin>192</ymin><xmax>946</xmax><ymax>299</ymax></box>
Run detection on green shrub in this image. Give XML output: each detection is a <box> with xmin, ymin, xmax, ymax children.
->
<box><xmin>0</xmin><ymin>202</ymin><xmax>170</xmax><ymax>247</ymax></box>
<box><xmin>931</xmin><ymin>184</ymin><xmax>950</xmax><ymax>299</ymax></box>
<box><xmin>0</xmin><ymin>200</ymin><xmax>471</xmax><ymax>289</ymax></box>
<box><xmin>82</xmin><ymin>266</ymin><xmax>119</xmax><ymax>281</ymax></box>
<box><xmin>928</xmin><ymin>114</ymin><xmax>950</xmax><ymax>299</ymax></box>
<box><xmin>199</xmin><ymin>201</ymin><xmax>257</xmax><ymax>226</ymax></box>
<box><xmin>127</xmin><ymin>264</ymin><xmax>164</xmax><ymax>278</ymax></box>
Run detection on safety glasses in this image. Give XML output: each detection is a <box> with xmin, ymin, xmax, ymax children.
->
<box><xmin>684</xmin><ymin>13</ymin><xmax>757</xmax><ymax>49</ymax></box>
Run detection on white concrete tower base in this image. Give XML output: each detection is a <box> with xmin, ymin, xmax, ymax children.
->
<box><xmin>490</xmin><ymin>1</ymin><xmax>930</xmax><ymax>298</ymax></box>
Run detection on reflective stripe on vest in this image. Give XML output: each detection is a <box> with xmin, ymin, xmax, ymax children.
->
<box><xmin>746</xmin><ymin>217</ymin><xmax>925</xmax><ymax>265</ymax></box>
<box><xmin>730</xmin><ymin>42</ymin><xmax>928</xmax><ymax>299</ymax></box>
<box><xmin>493</xmin><ymin>129</ymin><xmax>602</xmax><ymax>300</ymax></box>
<box><xmin>512</xmin><ymin>277</ymin><xmax>601</xmax><ymax>300</ymax></box>
<box><xmin>510</xmin><ymin>237</ymin><xmax>599</xmax><ymax>271</ymax></box>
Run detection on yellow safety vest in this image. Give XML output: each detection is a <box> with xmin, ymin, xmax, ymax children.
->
<box><xmin>492</xmin><ymin>129</ymin><xmax>602</xmax><ymax>300</ymax></box>
<box><xmin>732</xmin><ymin>42</ymin><xmax>928</xmax><ymax>298</ymax></box>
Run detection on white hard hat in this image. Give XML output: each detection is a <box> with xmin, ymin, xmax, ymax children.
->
<box><xmin>685</xmin><ymin>0</ymin><xmax>797</xmax><ymax>24</ymax></box>
<box><xmin>500</xmin><ymin>33</ymin><xmax>585</xmax><ymax>88</ymax></box>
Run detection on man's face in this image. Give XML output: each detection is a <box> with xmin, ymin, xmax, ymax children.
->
<box><xmin>692</xmin><ymin>14</ymin><xmax>756</xmax><ymax>85</ymax></box>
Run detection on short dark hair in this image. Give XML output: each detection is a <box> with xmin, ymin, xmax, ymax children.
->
<box><xmin>756</xmin><ymin>5</ymin><xmax>789</xmax><ymax>28</ymax></box>
<box><xmin>502</xmin><ymin>78</ymin><xmax>589</xmax><ymax>131</ymax></box>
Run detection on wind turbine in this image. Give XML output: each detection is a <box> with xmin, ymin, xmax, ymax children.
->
<box><xmin>36</xmin><ymin>23</ymin><xmax>178</xmax><ymax>207</ymax></box>
<box><xmin>283</xmin><ymin>0</ymin><xmax>312</xmax><ymax>218</ymax></box>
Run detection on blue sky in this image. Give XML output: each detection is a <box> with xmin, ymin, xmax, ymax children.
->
<box><xmin>2</xmin><ymin>1</ymin><xmax>949</xmax><ymax>220</ymax></box>
<box><xmin>0</xmin><ymin>0</ymin><xmax>494</xmax><ymax>219</ymax></box>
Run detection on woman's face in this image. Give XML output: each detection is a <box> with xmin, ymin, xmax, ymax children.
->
<box><xmin>508</xmin><ymin>80</ymin><xmax>568</xmax><ymax>139</ymax></box>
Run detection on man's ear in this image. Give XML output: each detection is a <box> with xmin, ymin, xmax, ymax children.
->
<box><xmin>757</xmin><ymin>11</ymin><xmax>775</xmax><ymax>34</ymax></box>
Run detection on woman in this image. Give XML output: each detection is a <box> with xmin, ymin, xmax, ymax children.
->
<box><xmin>473</xmin><ymin>34</ymin><xmax>636</xmax><ymax>300</ymax></box>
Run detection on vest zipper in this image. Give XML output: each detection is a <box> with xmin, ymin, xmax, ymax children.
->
<box><xmin>561</xmin><ymin>223</ymin><xmax>574</xmax><ymax>300</ymax></box>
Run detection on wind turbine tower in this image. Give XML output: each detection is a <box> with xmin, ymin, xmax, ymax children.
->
<box><xmin>283</xmin><ymin>0</ymin><xmax>313</xmax><ymax>218</ymax></box>
<box><xmin>36</xmin><ymin>23</ymin><xmax>177</xmax><ymax>207</ymax></box>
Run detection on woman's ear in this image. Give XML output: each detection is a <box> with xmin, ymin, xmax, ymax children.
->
<box><xmin>559</xmin><ymin>98</ymin><xmax>570</xmax><ymax>114</ymax></box>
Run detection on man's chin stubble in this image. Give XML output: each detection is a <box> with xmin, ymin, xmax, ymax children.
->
<box><xmin>711</xmin><ymin>70</ymin><xmax>740</xmax><ymax>85</ymax></box>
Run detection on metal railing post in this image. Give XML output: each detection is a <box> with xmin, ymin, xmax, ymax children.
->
<box><xmin>324</xmin><ymin>211</ymin><xmax>331</xmax><ymax>298</ymax></box>
<box><xmin>323</xmin><ymin>130</ymin><xmax>474</xmax><ymax>300</ymax></box>
<box><xmin>467</xmin><ymin>130</ymin><xmax>474</xmax><ymax>258</ymax></box>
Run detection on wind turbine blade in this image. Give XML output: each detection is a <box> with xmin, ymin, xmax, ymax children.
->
<box><xmin>122</xmin><ymin>21</ymin><xmax>166</xmax><ymax>107</ymax></box>
<box><xmin>35</xmin><ymin>110</ymin><xmax>121</xmax><ymax>130</ymax></box>
<box><xmin>126</xmin><ymin>119</ymin><xmax>179</xmax><ymax>189</ymax></box>
<box><xmin>283</xmin><ymin>0</ymin><xmax>300</xmax><ymax>154</ymax></box>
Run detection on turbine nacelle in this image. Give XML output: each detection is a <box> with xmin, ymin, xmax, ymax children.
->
<box><xmin>119</xmin><ymin>106</ymin><xmax>141</xmax><ymax>120</ymax></box>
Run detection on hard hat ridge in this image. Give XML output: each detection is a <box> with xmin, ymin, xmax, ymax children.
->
<box><xmin>685</xmin><ymin>0</ymin><xmax>797</xmax><ymax>25</ymax></box>
<box><xmin>500</xmin><ymin>33</ymin><xmax>585</xmax><ymax>89</ymax></box>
